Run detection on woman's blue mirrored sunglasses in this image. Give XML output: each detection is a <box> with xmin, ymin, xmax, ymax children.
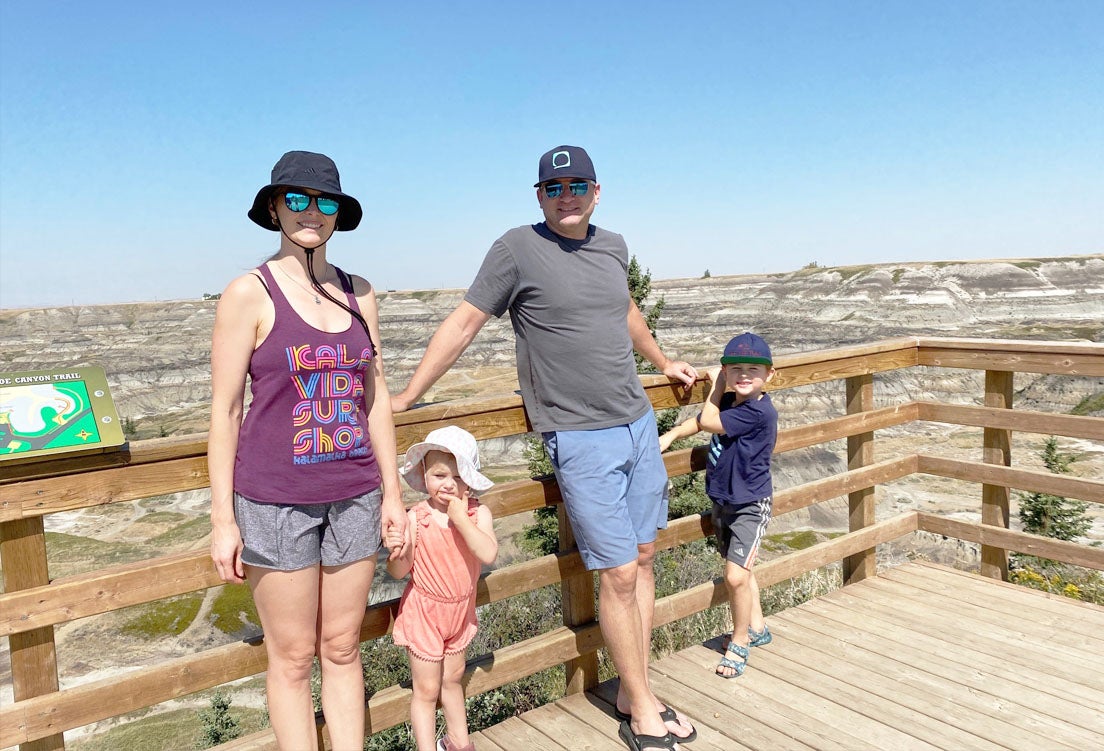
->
<box><xmin>541</xmin><ymin>181</ymin><xmax>590</xmax><ymax>199</ymax></box>
<box><xmin>283</xmin><ymin>192</ymin><xmax>340</xmax><ymax>216</ymax></box>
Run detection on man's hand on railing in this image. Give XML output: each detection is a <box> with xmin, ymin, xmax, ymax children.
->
<box><xmin>662</xmin><ymin>359</ymin><xmax>699</xmax><ymax>392</ymax></box>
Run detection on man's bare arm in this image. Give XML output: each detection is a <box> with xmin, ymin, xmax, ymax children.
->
<box><xmin>391</xmin><ymin>301</ymin><xmax>492</xmax><ymax>412</ymax></box>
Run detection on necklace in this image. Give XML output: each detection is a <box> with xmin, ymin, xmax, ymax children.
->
<box><xmin>274</xmin><ymin>262</ymin><xmax>325</xmax><ymax>305</ymax></box>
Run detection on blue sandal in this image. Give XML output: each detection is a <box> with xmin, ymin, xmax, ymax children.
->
<box><xmin>748</xmin><ymin>624</ymin><xmax>772</xmax><ymax>647</ymax></box>
<box><xmin>717</xmin><ymin>641</ymin><xmax>748</xmax><ymax>678</ymax></box>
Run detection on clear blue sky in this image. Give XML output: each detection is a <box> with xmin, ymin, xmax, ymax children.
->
<box><xmin>1</xmin><ymin>1</ymin><xmax>1101</xmax><ymax>309</ymax></box>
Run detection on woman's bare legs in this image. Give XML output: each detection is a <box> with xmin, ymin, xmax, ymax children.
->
<box><xmin>317</xmin><ymin>558</ymin><xmax>375</xmax><ymax>750</ymax></box>
<box><xmin>248</xmin><ymin>564</ymin><xmax>323</xmax><ymax>751</ymax></box>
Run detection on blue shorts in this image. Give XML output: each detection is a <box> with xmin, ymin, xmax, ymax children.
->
<box><xmin>543</xmin><ymin>411</ymin><xmax>669</xmax><ymax>571</ymax></box>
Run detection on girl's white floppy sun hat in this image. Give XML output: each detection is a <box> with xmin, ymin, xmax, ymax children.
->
<box><xmin>400</xmin><ymin>425</ymin><xmax>494</xmax><ymax>493</ymax></box>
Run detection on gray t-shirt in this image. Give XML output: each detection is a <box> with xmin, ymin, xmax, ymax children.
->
<box><xmin>464</xmin><ymin>222</ymin><xmax>652</xmax><ymax>433</ymax></box>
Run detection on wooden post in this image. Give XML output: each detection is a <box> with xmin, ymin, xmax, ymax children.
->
<box><xmin>981</xmin><ymin>370</ymin><xmax>1013</xmax><ymax>581</ymax></box>
<box><xmin>842</xmin><ymin>374</ymin><xmax>877</xmax><ymax>584</ymax></box>
<box><xmin>1</xmin><ymin>517</ymin><xmax>66</xmax><ymax>751</ymax></box>
<box><xmin>557</xmin><ymin>504</ymin><xmax>599</xmax><ymax>694</ymax></box>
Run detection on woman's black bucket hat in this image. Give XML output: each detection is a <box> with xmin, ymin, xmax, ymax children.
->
<box><xmin>248</xmin><ymin>151</ymin><xmax>363</xmax><ymax>231</ymax></box>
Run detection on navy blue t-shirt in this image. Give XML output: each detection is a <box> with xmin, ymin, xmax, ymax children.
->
<box><xmin>705</xmin><ymin>391</ymin><xmax>778</xmax><ymax>505</ymax></box>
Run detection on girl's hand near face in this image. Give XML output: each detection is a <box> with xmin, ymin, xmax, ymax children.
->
<box><xmin>445</xmin><ymin>490</ymin><xmax>472</xmax><ymax>525</ymax></box>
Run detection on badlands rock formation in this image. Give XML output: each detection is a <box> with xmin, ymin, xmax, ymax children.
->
<box><xmin>2</xmin><ymin>255</ymin><xmax>1100</xmax><ymax>437</ymax></box>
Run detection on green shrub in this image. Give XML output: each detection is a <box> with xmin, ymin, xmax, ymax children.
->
<box><xmin>1018</xmin><ymin>437</ymin><xmax>1090</xmax><ymax>541</ymax></box>
<box><xmin>195</xmin><ymin>690</ymin><xmax>242</xmax><ymax>748</ymax></box>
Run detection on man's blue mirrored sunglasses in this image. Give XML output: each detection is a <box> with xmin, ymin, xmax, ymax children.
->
<box><xmin>541</xmin><ymin>181</ymin><xmax>591</xmax><ymax>199</ymax></box>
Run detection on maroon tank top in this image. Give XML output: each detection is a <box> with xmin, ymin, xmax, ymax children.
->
<box><xmin>234</xmin><ymin>263</ymin><xmax>382</xmax><ymax>504</ymax></box>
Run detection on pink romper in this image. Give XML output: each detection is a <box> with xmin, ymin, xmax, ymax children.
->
<box><xmin>392</xmin><ymin>500</ymin><xmax>482</xmax><ymax>662</ymax></box>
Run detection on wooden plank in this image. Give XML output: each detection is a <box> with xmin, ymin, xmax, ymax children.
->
<box><xmin>835</xmin><ymin>581</ymin><xmax>1104</xmax><ymax>680</ymax></box>
<box><xmin>910</xmin><ymin>560</ymin><xmax>1104</xmax><ymax>620</ymax></box>
<box><xmin>0</xmin><ymin>550</ymin><xmax>221</xmax><ymax>636</ymax></box>
<box><xmin>917</xmin><ymin>455</ymin><xmax>1104</xmax><ymax>504</ymax></box>
<box><xmin>750</xmin><ymin>618</ymin><xmax>1069</xmax><ymax>751</ymax></box>
<box><xmin>786</xmin><ymin>591</ymin><xmax>1104</xmax><ymax>720</ymax></box>
<box><xmin>0</xmin><ymin>635</ymin><xmax>269</xmax><ymax>746</ymax></box>
<box><xmin>773</xmin><ymin>456</ymin><xmax>918</xmax><ymax>517</ymax></box>
<box><xmin>769</xmin><ymin>347</ymin><xmax>919</xmax><ymax>390</ymax></box>
<box><xmin>465</xmin><ymin>733</ymin><xmax>508</xmax><ymax>751</ymax></box>
<box><xmin>777</xmin><ymin>597</ymin><xmax>1104</xmax><ymax>724</ymax></box>
<box><xmin>213</xmin><ymin>726</ymin><xmax>278</xmax><ymax>751</ymax></box>
<box><xmin>775</xmin><ymin>402</ymin><xmax>919</xmax><ymax>453</ymax></box>
<box><xmin>916</xmin><ymin>346</ymin><xmax>1104</xmax><ymax>376</ymax></box>
<box><xmin>641</xmin><ymin>376</ymin><xmax>714</xmax><ymax>411</ymax></box>
<box><xmin>0</xmin><ymin>517</ymin><xmax>65</xmax><ymax>751</ymax></box>
<box><xmin>856</xmin><ymin>572</ymin><xmax>1104</xmax><ymax>657</ymax></box>
<box><xmin>771</xmin><ymin>608</ymin><xmax>1104</xmax><ymax>745</ymax></box>
<box><xmin>980</xmin><ymin>369</ymin><xmax>1012</xmax><ymax>580</ymax></box>
<box><xmin>915</xmin><ymin>401</ymin><xmax>1104</xmax><ymax>440</ymax></box>
<box><xmin>844</xmin><ymin>373</ymin><xmax>876</xmax><ymax>583</ymax></box>
<box><xmin>754</xmin><ymin>513</ymin><xmax>916</xmax><ymax>588</ymax></box>
<box><xmin>916</xmin><ymin>337</ymin><xmax>1104</xmax><ymax>357</ymax></box>
<box><xmin>479</xmin><ymin>716</ymin><xmax>569</xmax><ymax>751</ymax></box>
<box><xmin>816</xmin><ymin>583</ymin><xmax>1104</xmax><ymax>693</ymax></box>
<box><xmin>707</xmin><ymin>636</ymin><xmax>983</xmax><ymax>750</ymax></box>
<box><xmin>648</xmin><ymin>512</ymin><xmax>918</xmax><ymax>636</ymax></box>
<box><xmin>517</xmin><ymin>701</ymin><xmax>624</xmax><ymax>751</ymax></box>
<box><xmin>558</xmin><ymin>690</ymin><xmax>743</xmax><ymax>751</ymax></box>
<box><xmin>0</xmin><ymin>434</ymin><xmax>207</xmax><ymax>484</ymax></box>
<box><xmin>915</xmin><ymin>513</ymin><xmax>1104</xmax><ymax>571</ymax></box>
<box><xmin>800</xmin><ymin>589</ymin><xmax>1104</xmax><ymax>712</ymax></box>
<box><xmin>558</xmin><ymin>502</ymin><xmax>599</xmax><ymax>694</ymax></box>
<box><xmin>652</xmin><ymin>650</ymin><xmax>891</xmax><ymax>751</ymax></box>
<box><xmin>662</xmin><ymin>403</ymin><xmax>919</xmax><ymax>481</ymax></box>
<box><xmin>881</xmin><ymin>564</ymin><xmax>1104</xmax><ymax>639</ymax></box>
<box><xmin>878</xmin><ymin>569</ymin><xmax>1104</xmax><ymax>658</ymax></box>
<box><xmin>593</xmin><ymin>673</ymin><xmax>815</xmax><ymax>751</ymax></box>
<box><xmin>773</xmin><ymin>336</ymin><xmax>920</xmax><ymax>363</ymax></box>
<box><xmin>0</xmin><ymin>456</ymin><xmax>210</xmax><ymax>522</ymax></box>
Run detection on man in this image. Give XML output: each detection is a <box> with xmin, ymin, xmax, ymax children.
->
<box><xmin>392</xmin><ymin>145</ymin><xmax>698</xmax><ymax>749</ymax></box>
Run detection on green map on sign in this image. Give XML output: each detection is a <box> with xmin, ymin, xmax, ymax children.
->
<box><xmin>0</xmin><ymin>381</ymin><xmax>102</xmax><ymax>455</ymax></box>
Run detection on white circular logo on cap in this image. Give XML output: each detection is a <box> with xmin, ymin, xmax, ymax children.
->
<box><xmin>552</xmin><ymin>150</ymin><xmax>571</xmax><ymax>169</ymax></box>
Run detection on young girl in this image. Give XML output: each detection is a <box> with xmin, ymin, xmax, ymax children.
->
<box><xmin>386</xmin><ymin>426</ymin><xmax>498</xmax><ymax>751</ymax></box>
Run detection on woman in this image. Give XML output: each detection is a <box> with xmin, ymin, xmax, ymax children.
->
<box><xmin>208</xmin><ymin>151</ymin><xmax>406</xmax><ymax>750</ymax></box>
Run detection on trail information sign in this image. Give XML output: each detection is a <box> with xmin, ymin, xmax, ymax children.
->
<box><xmin>0</xmin><ymin>366</ymin><xmax>126</xmax><ymax>464</ymax></box>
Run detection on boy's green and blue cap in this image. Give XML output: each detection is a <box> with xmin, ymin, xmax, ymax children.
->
<box><xmin>721</xmin><ymin>332</ymin><xmax>772</xmax><ymax>366</ymax></box>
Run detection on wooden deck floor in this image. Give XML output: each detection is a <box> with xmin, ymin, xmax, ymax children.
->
<box><xmin>469</xmin><ymin>562</ymin><xmax>1104</xmax><ymax>750</ymax></box>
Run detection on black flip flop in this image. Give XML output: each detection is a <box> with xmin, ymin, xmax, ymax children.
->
<box><xmin>613</xmin><ymin>705</ymin><xmax>697</xmax><ymax>743</ymax></box>
<box><xmin>618</xmin><ymin>720</ymin><xmax>678</xmax><ymax>750</ymax></box>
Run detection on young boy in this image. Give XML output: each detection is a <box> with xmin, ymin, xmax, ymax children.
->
<box><xmin>659</xmin><ymin>332</ymin><xmax>777</xmax><ymax>678</ymax></box>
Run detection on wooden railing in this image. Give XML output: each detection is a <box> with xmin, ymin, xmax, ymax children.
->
<box><xmin>2</xmin><ymin>337</ymin><xmax>1102</xmax><ymax>751</ymax></box>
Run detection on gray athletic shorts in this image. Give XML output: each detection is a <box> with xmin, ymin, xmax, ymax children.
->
<box><xmin>712</xmin><ymin>497</ymin><xmax>771</xmax><ymax>569</ymax></box>
<box><xmin>234</xmin><ymin>488</ymin><xmax>382</xmax><ymax>571</ymax></box>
